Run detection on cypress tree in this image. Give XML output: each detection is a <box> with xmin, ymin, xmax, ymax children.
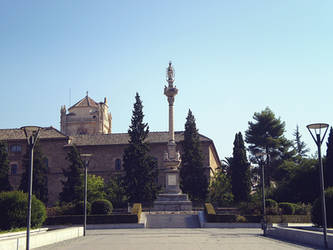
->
<box><xmin>325</xmin><ymin>127</ymin><xmax>333</xmax><ymax>188</ymax></box>
<box><xmin>123</xmin><ymin>93</ymin><xmax>159</xmax><ymax>205</ymax></box>
<box><xmin>59</xmin><ymin>145</ymin><xmax>84</xmax><ymax>203</ymax></box>
<box><xmin>231</xmin><ymin>132</ymin><xmax>251</xmax><ymax>202</ymax></box>
<box><xmin>180</xmin><ymin>109</ymin><xmax>208</xmax><ymax>202</ymax></box>
<box><xmin>0</xmin><ymin>141</ymin><xmax>12</xmax><ymax>191</ymax></box>
<box><xmin>19</xmin><ymin>142</ymin><xmax>48</xmax><ymax>204</ymax></box>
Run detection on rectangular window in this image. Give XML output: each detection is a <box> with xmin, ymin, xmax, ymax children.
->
<box><xmin>10</xmin><ymin>145</ymin><xmax>22</xmax><ymax>153</ymax></box>
<box><xmin>11</xmin><ymin>164</ymin><xmax>18</xmax><ymax>175</ymax></box>
<box><xmin>115</xmin><ymin>159</ymin><xmax>121</xmax><ymax>171</ymax></box>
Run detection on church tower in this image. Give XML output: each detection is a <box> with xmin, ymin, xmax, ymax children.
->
<box><xmin>60</xmin><ymin>92</ymin><xmax>112</xmax><ymax>136</ymax></box>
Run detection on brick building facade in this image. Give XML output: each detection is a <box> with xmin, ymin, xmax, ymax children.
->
<box><xmin>0</xmin><ymin>94</ymin><xmax>221</xmax><ymax>206</ymax></box>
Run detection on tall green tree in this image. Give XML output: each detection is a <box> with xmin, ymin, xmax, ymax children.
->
<box><xmin>324</xmin><ymin>127</ymin><xmax>333</xmax><ymax>188</ymax></box>
<box><xmin>180</xmin><ymin>109</ymin><xmax>208</xmax><ymax>202</ymax></box>
<box><xmin>59</xmin><ymin>145</ymin><xmax>83</xmax><ymax>203</ymax></box>
<box><xmin>245</xmin><ymin>107</ymin><xmax>294</xmax><ymax>184</ymax></box>
<box><xmin>19</xmin><ymin>142</ymin><xmax>48</xmax><ymax>203</ymax></box>
<box><xmin>293</xmin><ymin>125</ymin><xmax>309</xmax><ymax>160</ymax></box>
<box><xmin>0</xmin><ymin>141</ymin><xmax>12</xmax><ymax>191</ymax></box>
<box><xmin>231</xmin><ymin>132</ymin><xmax>251</xmax><ymax>202</ymax></box>
<box><xmin>123</xmin><ymin>93</ymin><xmax>159</xmax><ymax>205</ymax></box>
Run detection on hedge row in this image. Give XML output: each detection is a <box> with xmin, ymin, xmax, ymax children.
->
<box><xmin>265</xmin><ymin>199</ymin><xmax>311</xmax><ymax>216</ymax></box>
<box><xmin>45</xmin><ymin>214</ymin><xmax>139</xmax><ymax>225</ymax></box>
<box><xmin>204</xmin><ymin>203</ymin><xmax>311</xmax><ymax>223</ymax></box>
<box><xmin>205</xmin><ymin>214</ymin><xmax>262</xmax><ymax>223</ymax></box>
<box><xmin>266</xmin><ymin>215</ymin><xmax>311</xmax><ymax>223</ymax></box>
<box><xmin>205</xmin><ymin>213</ymin><xmax>310</xmax><ymax>223</ymax></box>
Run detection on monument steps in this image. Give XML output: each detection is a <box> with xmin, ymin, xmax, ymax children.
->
<box><xmin>152</xmin><ymin>193</ymin><xmax>192</xmax><ymax>211</ymax></box>
<box><xmin>146</xmin><ymin>213</ymin><xmax>200</xmax><ymax>228</ymax></box>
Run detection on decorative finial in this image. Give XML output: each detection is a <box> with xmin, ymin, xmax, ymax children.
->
<box><xmin>86</xmin><ymin>91</ymin><xmax>88</xmax><ymax>96</ymax></box>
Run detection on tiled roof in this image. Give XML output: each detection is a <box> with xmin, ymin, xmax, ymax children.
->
<box><xmin>0</xmin><ymin>127</ymin><xmax>68</xmax><ymax>141</ymax></box>
<box><xmin>69</xmin><ymin>131</ymin><xmax>212</xmax><ymax>146</ymax></box>
<box><xmin>69</xmin><ymin>95</ymin><xmax>99</xmax><ymax>110</ymax></box>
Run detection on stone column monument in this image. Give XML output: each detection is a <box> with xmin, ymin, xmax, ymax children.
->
<box><xmin>163</xmin><ymin>62</ymin><xmax>182</xmax><ymax>193</ymax></box>
<box><xmin>153</xmin><ymin>62</ymin><xmax>192</xmax><ymax>211</ymax></box>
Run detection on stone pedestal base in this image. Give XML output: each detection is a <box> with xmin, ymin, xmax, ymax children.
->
<box><xmin>152</xmin><ymin>193</ymin><xmax>192</xmax><ymax>211</ymax></box>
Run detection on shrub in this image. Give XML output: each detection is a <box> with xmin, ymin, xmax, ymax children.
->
<box><xmin>265</xmin><ymin>199</ymin><xmax>278</xmax><ymax>208</ymax></box>
<box><xmin>266</xmin><ymin>199</ymin><xmax>279</xmax><ymax>215</ymax></box>
<box><xmin>57</xmin><ymin>203</ymin><xmax>75</xmax><ymax>215</ymax></box>
<box><xmin>0</xmin><ymin>191</ymin><xmax>46</xmax><ymax>230</ymax></box>
<box><xmin>279</xmin><ymin>202</ymin><xmax>296</xmax><ymax>215</ymax></box>
<box><xmin>238</xmin><ymin>201</ymin><xmax>261</xmax><ymax>215</ymax></box>
<box><xmin>295</xmin><ymin>203</ymin><xmax>311</xmax><ymax>215</ymax></box>
<box><xmin>91</xmin><ymin>199</ymin><xmax>113</xmax><ymax>215</ymax></box>
<box><xmin>311</xmin><ymin>187</ymin><xmax>333</xmax><ymax>227</ymax></box>
<box><xmin>46</xmin><ymin>206</ymin><xmax>63</xmax><ymax>217</ymax></box>
<box><xmin>236</xmin><ymin>215</ymin><xmax>246</xmax><ymax>222</ymax></box>
<box><xmin>73</xmin><ymin>201</ymin><xmax>91</xmax><ymax>215</ymax></box>
<box><xmin>204</xmin><ymin>203</ymin><xmax>216</xmax><ymax>215</ymax></box>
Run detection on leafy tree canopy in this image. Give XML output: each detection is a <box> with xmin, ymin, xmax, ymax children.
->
<box><xmin>77</xmin><ymin>174</ymin><xmax>105</xmax><ymax>203</ymax></box>
<box><xmin>270</xmin><ymin>158</ymin><xmax>320</xmax><ymax>203</ymax></box>
<box><xmin>245</xmin><ymin>107</ymin><xmax>295</xmax><ymax>183</ymax></box>
<box><xmin>104</xmin><ymin>175</ymin><xmax>128</xmax><ymax>208</ymax></box>
<box><xmin>209</xmin><ymin>167</ymin><xmax>233</xmax><ymax>206</ymax></box>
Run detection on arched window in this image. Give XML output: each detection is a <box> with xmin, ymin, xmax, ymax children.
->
<box><xmin>115</xmin><ymin>159</ymin><xmax>121</xmax><ymax>171</ymax></box>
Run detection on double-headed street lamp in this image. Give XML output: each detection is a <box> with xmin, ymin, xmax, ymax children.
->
<box><xmin>21</xmin><ymin>126</ymin><xmax>42</xmax><ymax>250</ymax></box>
<box><xmin>307</xmin><ymin>123</ymin><xmax>329</xmax><ymax>249</ymax></box>
<box><xmin>80</xmin><ymin>153</ymin><xmax>92</xmax><ymax>237</ymax></box>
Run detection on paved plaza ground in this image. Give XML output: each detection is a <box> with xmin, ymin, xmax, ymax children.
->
<box><xmin>38</xmin><ymin>228</ymin><xmax>322</xmax><ymax>250</ymax></box>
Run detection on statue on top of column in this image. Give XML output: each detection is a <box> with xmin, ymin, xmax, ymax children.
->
<box><xmin>166</xmin><ymin>61</ymin><xmax>175</xmax><ymax>87</ymax></box>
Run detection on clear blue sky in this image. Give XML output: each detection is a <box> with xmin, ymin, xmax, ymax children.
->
<box><xmin>0</xmin><ymin>1</ymin><xmax>332</xmax><ymax>159</ymax></box>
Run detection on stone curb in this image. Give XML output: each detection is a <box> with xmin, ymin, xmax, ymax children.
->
<box><xmin>267</xmin><ymin>225</ymin><xmax>333</xmax><ymax>249</ymax></box>
<box><xmin>0</xmin><ymin>226</ymin><xmax>83</xmax><ymax>250</ymax></box>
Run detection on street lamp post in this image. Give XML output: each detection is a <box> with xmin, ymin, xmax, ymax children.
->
<box><xmin>255</xmin><ymin>152</ymin><xmax>268</xmax><ymax>236</ymax></box>
<box><xmin>21</xmin><ymin>126</ymin><xmax>42</xmax><ymax>250</ymax></box>
<box><xmin>80</xmin><ymin>154</ymin><xmax>92</xmax><ymax>237</ymax></box>
<box><xmin>307</xmin><ymin>123</ymin><xmax>329</xmax><ymax>249</ymax></box>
